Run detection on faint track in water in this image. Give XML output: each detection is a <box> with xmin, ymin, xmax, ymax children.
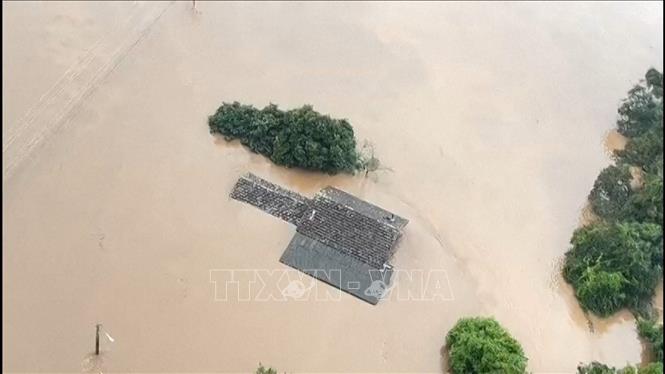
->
<box><xmin>3</xmin><ymin>1</ymin><xmax>172</xmax><ymax>182</ymax></box>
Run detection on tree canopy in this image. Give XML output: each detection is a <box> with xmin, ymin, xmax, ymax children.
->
<box><xmin>255</xmin><ymin>364</ymin><xmax>277</xmax><ymax>374</ymax></box>
<box><xmin>615</xmin><ymin>70</ymin><xmax>663</xmax><ymax>139</ymax></box>
<box><xmin>564</xmin><ymin>69</ymin><xmax>664</xmax><ymax>319</ymax></box>
<box><xmin>562</xmin><ymin>222</ymin><xmax>663</xmax><ymax>317</ymax></box>
<box><xmin>588</xmin><ymin>165</ymin><xmax>633</xmax><ymax>221</ymax></box>
<box><xmin>209</xmin><ymin>102</ymin><xmax>362</xmax><ymax>174</ymax></box>
<box><xmin>576</xmin><ymin>362</ymin><xmax>663</xmax><ymax>374</ymax></box>
<box><xmin>445</xmin><ymin>317</ymin><xmax>527</xmax><ymax>374</ymax></box>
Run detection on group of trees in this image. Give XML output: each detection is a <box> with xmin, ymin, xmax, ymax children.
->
<box><xmin>563</xmin><ymin>68</ymin><xmax>664</xmax><ymax>372</ymax></box>
<box><xmin>442</xmin><ymin>315</ymin><xmax>663</xmax><ymax>374</ymax></box>
<box><xmin>442</xmin><ymin>70</ymin><xmax>662</xmax><ymax>374</ymax></box>
<box><xmin>576</xmin><ymin>361</ymin><xmax>663</xmax><ymax>374</ymax></box>
<box><xmin>563</xmin><ymin>68</ymin><xmax>663</xmax><ymax>317</ymax></box>
<box><xmin>209</xmin><ymin>102</ymin><xmax>367</xmax><ymax>174</ymax></box>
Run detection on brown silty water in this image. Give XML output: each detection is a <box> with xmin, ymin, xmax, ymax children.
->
<box><xmin>3</xmin><ymin>1</ymin><xmax>664</xmax><ymax>373</ymax></box>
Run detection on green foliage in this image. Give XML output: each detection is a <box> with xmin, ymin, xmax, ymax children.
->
<box><xmin>638</xmin><ymin>318</ymin><xmax>664</xmax><ymax>363</ymax></box>
<box><xmin>615</xmin><ymin>125</ymin><xmax>664</xmax><ymax>176</ymax></box>
<box><xmin>614</xmin><ymin>69</ymin><xmax>663</xmax><ymax>175</ymax></box>
<box><xmin>445</xmin><ymin>317</ymin><xmax>527</xmax><ymax>373</ymax></box>
<box><xmin>639</xmin><ymin>363</ymin><xmax>665</xmax><ymax>374</ymax></box>
<box><xmin>623</xmin><ymin>174</ymin><xmax>664</xmax><ymax>226</ymax></box>
<box><xmin>577</xmin><ymin>362</ymin><xmax>663</xmax><ymax>374</ymax></box>
<box><xmin>589</xmin><ymin>165</ymin><xmax>633</xmax><ymax>221</ymax></box>
<box><xmin>615</xmin><ymin>70</ymin><xmax>663</xmax><ymax>139</ymax></box>
<box><xmin>646</xmin><ymin>68</ymin><xmax>663</xmax><ymax>99</ymax></box>
<box><xmin>564</xmin><ymin>69</ymin><xmax>664</xmax><ymax>321</ymax></box>
<box><xmin>577</xmin><ymin>362</ymin><xmax>620</xmax><ymax>374</ymax></box>
<box><xmin>562</xmin><ymin>222</ymin><xmax>663</xmax><ymax>317</ymax></box>
<box><xmin>209</xmin><ymin>102</ymin><xmax>361</xmax><ymax>174</ymax></box>
<box><xmin>255</xmin><ymin>363</ymin><xmax>278</xmax><ymax>374</ymax></box>
<box><xmin>588</xmin><ymin>165</ymin><xmax>663</xmax><ymax>225</ymax></box>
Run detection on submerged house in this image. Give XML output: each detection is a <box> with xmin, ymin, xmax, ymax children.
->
<box><xmin>230</xmin><ymin>173</ymin><xmax>408</xmax><ymax>304</ymax></box>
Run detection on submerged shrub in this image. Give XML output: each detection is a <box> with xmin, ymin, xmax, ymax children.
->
<box><xmin>577</xmin><ymin>362</ymin><xmax>620</xmax><ymax>374</ymax></box>
<box><xmin>638</xmin><ymin>318</ymin><xmax>664</xmax><ymax>363</ymax></box>
<box><xmin>577</xmin><ymin>362</ymin><xmax>663</xmax><ymax>374</ymax></box>
<box><xmin>562</xmin><ymin>222</ymin><xmax>663</xmax><ymax>317</ymax></box>
<box><xmin>255</xmin><ymin>364</ymin><xmax>277</xmax><ymax>374</ymax></box>
<box><xmin>639</xmin><ymin>363</ymin><xmax>665</xmax><ymax>374</ymax></box>
<box><xmin>209</xmin><ymin>102</ymin><xmax>361</xmax><ymax>174</ymax></box>
<box><xmin>445</xmin><ymin>317</ymin><xmax>527</xmax><ymax>373</ymax></box>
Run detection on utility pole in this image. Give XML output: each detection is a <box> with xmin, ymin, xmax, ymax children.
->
<box><xmin>95</xmin><ymin>324</ymin><xmax>101</xmax><ymax>355</ymax></box>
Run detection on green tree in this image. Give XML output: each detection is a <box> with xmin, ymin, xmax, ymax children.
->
<box><xmin>562</xmin><ymin>222</ymin><xmax>663</xmax><ymax>316</ymax></box>
<box><xmin>615</xmin><ymin>125</ymin><xmax>664</xmax><ymax>175</ymax></box>
<box><xmin>255</xmin><ymin>364</ymin><xmax>277</xmax><ymax>374</ymax></box>
<box><xmin>614</xmin><ymin>69</ymin><xmax>663</xmax><ymax>175</ymax></box>
<box><xmin>577</xmin><ymin>362</ymin><xmax>663</xmax><ymax>374</ymax></box>
<box><xmin>638</xmin><ymin>318</ymin><xmax>664</xmax><ymax>363</ymax></box>
<box><xmin>588</xmin><ymin>165</ymin><xmax>633</xmax><ymax>221</ymax></box>
<box><xmin>208</xmin><ymin>102</ymin><xmax>362</xmax><ymax>174</ymax></box>
<box><xmin>615</xmin><ymin>70</ymin><xmax>663</xmax><ymax>139</ymax></box>
<box><xmin>646</xmin><ymin>68</ymin><xmax>663</xmax><ymax>99</ymax></box>
<box><xmin>577</xmin><ymin>362</ymin><xmax>620</xmax><ymax>374</ymax></box>
<box><xmin>445</xmin><ymin>317</ymin><xmax>527</xmax><ymax>373</ymax></box>
<box><xmin>622</xmin><ymin>174</ymin><xmax>664</xmax><ymax>225</ymax></box>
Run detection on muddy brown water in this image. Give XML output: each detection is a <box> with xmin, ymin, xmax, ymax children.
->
<box><xmin>3</xmin><ymin>2</ymin><xmax>664</xmax><ymax>373</ymax></box>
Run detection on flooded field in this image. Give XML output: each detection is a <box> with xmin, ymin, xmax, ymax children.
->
<box><xmin>3</xmin><ymin>2</ymin><xmax>663</xmax><ymax>373</ymax></box>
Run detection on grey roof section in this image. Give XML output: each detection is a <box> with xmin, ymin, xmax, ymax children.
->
<box><xmin>280</xmin><ymin>233</ymin><xmax>394</xmax><ymax>305</ymax></box>
<box><xmin>230</xmin><ymin>173</ymin><xmax>309</xmax><ymax>225</ymax></box>
<box><xmin>318</xmin><ymin>187</ymin><xmax>409</xmax><ymax>230</ymax></box>
<box><xmin>297</xmin><ymin>194</ymin><xmax>401</xmax><ymax>269</ymax></box>
<box><xmin>229</xmin><ymin>172</ymin><xmax>408</xmax><ymax>305</ymax></box>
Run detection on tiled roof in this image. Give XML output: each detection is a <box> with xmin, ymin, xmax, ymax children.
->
<box><xmin>230</xmin><ymin>173</ymin><xmax>406</xmax><ymax>270</ymax></box>
<box><xmin>297</xmin><ymin>194</ymin><xmax>401</xmax><ymax>269</ymax></box>
<box><xmin>318</xmin><ymin>187</ymin><xmax>409</xmax><ymax>230</ymax></box>
<box><xmin>280</xmin><ymin>232</ymin><xmax>393</xmax><ymax>305</ymax></box>
<box><xmin>230</xmin><ymin>173</ymin><xmax>309</xmax><ymax>225</ymax></box>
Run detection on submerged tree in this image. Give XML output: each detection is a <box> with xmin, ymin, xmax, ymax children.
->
<box><xmin>562</xmin><ymin>222</ymin><xmax>663</xmax><ymax>317</ymax></box>
<box><xmin>564</xmin><ymin>68</ymin><xmax>664</xmax><ymax>321</ymax></box>
<box><xmin>588</xmin><ymin>165</ymin><xmax>633</xmax><ymax>221</ymax></box>
<box><xmin>638</xmin><ymin>318</ymin><xmax>664</xmax><ymax>363</ymax></box>
<box><xmin>255</xmin><ymin>364</ymin><xmax>278</xmax><ymax>374</ymax></box>
<box><xmin>614</xmin><ymin>68</ymin><xmax>663</xmax><ymax>175</ymax></box>
<box><xmin>576</xmin><ymin>362</ymin><xmax>663</xmax><ymax>374</ymax></box>
<box><xmin>357</xmin><ymin>140</ymin><xmax>393</xmax><ymax>177</ymax></box>
<box><xmin>615</xmin><ymin>70</ymin><xmax>663</xmax><ymax>139</ymax></box>
<box><xmin>209</xmin><ymin>102</ymin><xmax>363</xmax><ymax>174</ymax></box>
<box><xmin>445</xmin><ymin>317</ymin><xmax>527</xmax><ymax>374</ymax></box>
<box><xmin>622</xmin><ymin>173</ymin><xmax>664</xmax><ymax>226</ymax></box>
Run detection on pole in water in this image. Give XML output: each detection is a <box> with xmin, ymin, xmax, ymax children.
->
<box><xmin>95</xmin><ymin>324</ymin><xmax>101</xmax><ymax>355</ymax></box>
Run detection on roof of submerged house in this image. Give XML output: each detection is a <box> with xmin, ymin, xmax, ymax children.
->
<box><xmin>318</xmin><ymin>186</ymin><xmax>409</xmax><ymax>230</ymax></box>
<box><xmin>296</xmin><ymin>193</ymin><xmax>401</xmax><ymax>269</ymax></box>
<box><xmin>229</xmin><ymin>172</ymin><xmax>408</xmax><ymax>304</ymax></box>
<box><xmin>230</xmin><ymin>172</ymin><xmax>309</xmax><ymax>225</ymax></box>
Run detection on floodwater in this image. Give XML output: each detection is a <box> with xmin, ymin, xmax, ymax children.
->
<box><xmin>2</xmin><ymin>2</ymin><xmax>663</xmax><ymax>373</ymax></box>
